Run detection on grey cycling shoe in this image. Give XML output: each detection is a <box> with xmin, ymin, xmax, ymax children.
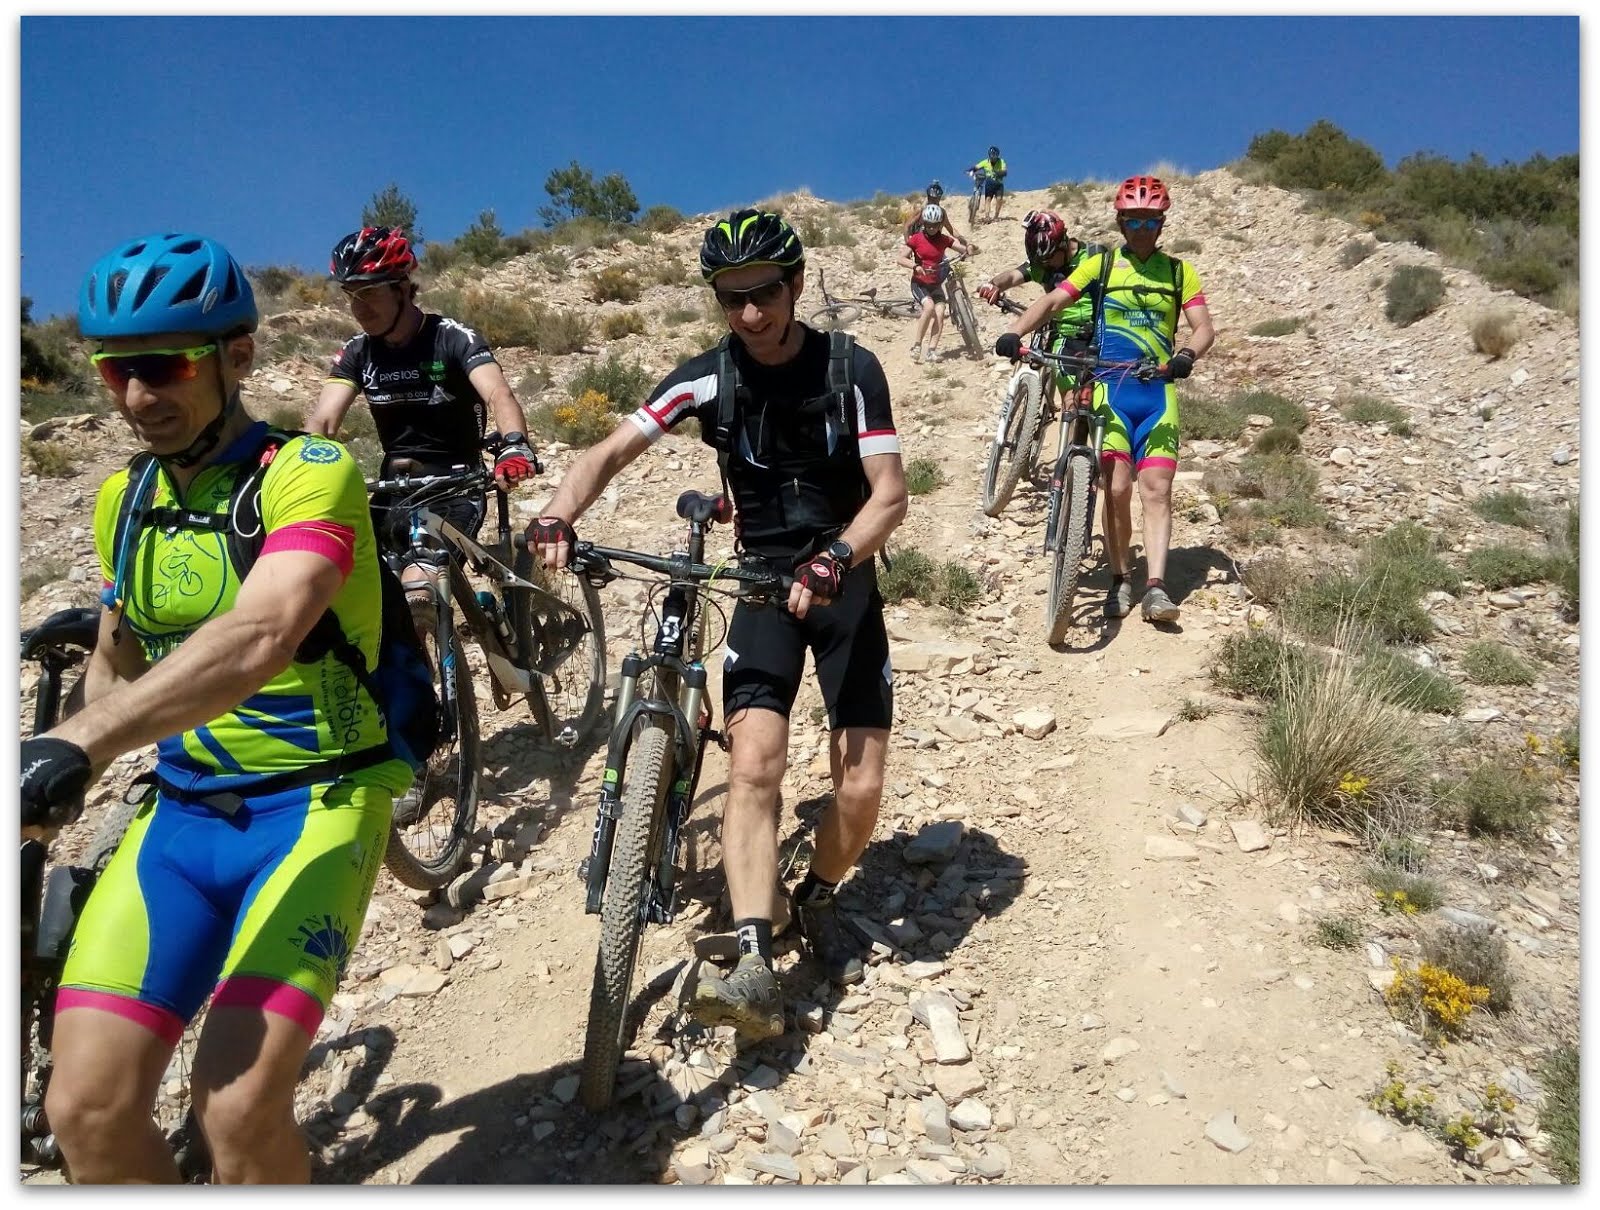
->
<box><xmin>1104</xmin><ymin>579</ymin><xmax>1133</xmax><ymax>618</ymax></box>
<box><xmin>1141</xmin><ymin>585</ymin><xmax>1180</xmax><ymax>623</ymax></box>
<box><xmin>688</xmin><ymin>955</ymin><xmax>785</xmax><ymax>1040</ymax></box>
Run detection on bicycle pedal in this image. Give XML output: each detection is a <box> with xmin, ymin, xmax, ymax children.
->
<box><xmin>554</xmin><ymin>725</ymin><xmax>580</xmax><ymax>749</ymax></box>
<box><xmin>707</xmin><ymin>728</ymin><xmax>727</xmax><ymax>751</ymax></box>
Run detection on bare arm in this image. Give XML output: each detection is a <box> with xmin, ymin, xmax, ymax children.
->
<box><xmin>529</xmin><ymin>420</ymin><xmax>653</xmax><ymax>567</ymax></box>
<box><xmin>76</xmin><ymin>605</ymin><xmax>149</xmax><ymax>709</ymax></box>
<box><xmin>47</xmin><ymin>550</ymin><xmax>348</xmax><ymax>771</ymax></box>
<box><xmin>1181</xmin><ymin>301</ymin><xmax>1216</xmax><ymax>359</ymax></box>
<box><xmin>788</xmin><ymin>452</ymin><xmax>907</xmax><ymax>619</ymax></box>
<box><xmin>467</xmin><ymin>361</ymin><xmax>531</xmax><ymax>441</ymax></box>
<box><xmin>984</xmin><ymin>267</ymin><xmax>1027</xmax><ymax>296</ymax></box>
<box><xmin>306</xmin><ymin>379</ymin><xmax>360</xmax><ymax>438</ymax></box>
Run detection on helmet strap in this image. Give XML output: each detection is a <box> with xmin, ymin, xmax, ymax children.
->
<box><xmin>161</xmin><ymin>358</ymin><xmax>238</xmax><ymax>469</ymax></box>
<box><xmin>376</xmin><ymin>283</ymin><xmax>415</xmax><ymax>343</ymax></box>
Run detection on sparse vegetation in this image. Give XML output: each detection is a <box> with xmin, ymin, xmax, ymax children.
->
<box><xmin>1542</xmin><ymin>504</ymin><xmax>1579</xmax><ymax>618</ymax></box>
<box><xmin>1365</xmin><ymin>863</ymin><xmax>1445</xmax><ymax>914</ymax></box>
<box><xmin>589</xmin><ymin>266</ymin><xmax>642</xmax><ymax>304</ymax></box>
<box><xmin>1341</xmin><ymin>395</ymin><xmax>1414</xmax><ymax>434</ymax></box>
<box><xmin>1435</xmin><ymin>757</ymin><xmax>1549</xmax><ymax>839</ymax></box>
<box><xmin>1167</xmin><ymin>237</ymin><xmax>1202</xmax><ymax>254</ymax></box>
<box><xmin>639</xmin><ymin>204</ymin><xmax>685</xmax><ymax>233</ymax></box>
<box><xmin>566</xmin><ymin>353</ymin><xmax>651</xmax><ymax>408</ymax></box>
<box><xmin>1385</xmin><ymin>265</ymin><xmax>1446</xmax><ymax>327</ymax></box>
<box><xmin>600</xmin><ymin>311</ymin><xmax>647</xmax><ymax>340</ymax></box>
<box><xmin>1250</xmin><ymin>425</ymin><xmax>1301</xmax><ymax>455</ymax></box>
<box><xmin>1311</xmin><ymin>917</ymin><xmax>1360</xmax><ymax>950</ymax></box>
<box><xmin>429</xmin><ymin>286</ymin><xmax>592</xmax><ymax>353</ymax></box>
<box><xmin>1240</xmin><ymin>552</ymin><xmax>1303</xmax><ymax>606</ymax></box>
<box><xmin>1538</xmin><ymin>1046</ymin><xmax>1579</xmax><ymax>1183</ymax></box>
<box><xmin>798</xmin><ymin>217</ymin><xmax>858</xmax><ymax>248</ymax></box>
<box><xmin>529</xmin><ymin>387</ymin><xmax>618</xmax><ymax>449</ymax></box>
<box><xmin>1339</xmin><ymin>239</ymin><xmax>1375</xmax><ymax>268</ymax></box>
<box><xmin>1470</xmin><ymin>308</ymin><xmax>1520</xmax><ymax>359</ymax></box>
<box><xmin>663</xmin><ymin>306</ymin><xmax>699</xmax><ymax>327</ymax></box>
<box><xmin>1249</xmin><ymin>317</ymin><xmax>1304</xmax><ymax>338</ymax></box>
<box><xmin>904</xmin><ymin>457</ymin><xmax>945</xmax><ymax>496</ymax></box>
<box><xmin>24</xmin><ymin>439</ymin><xmax>75</xmax><ymax>478</ymax></box>
<box><xmin>1464</xmin><ymin>544</ymin><xmax>1549</xmax><ymax>590</ymax></box>
<box><xmin>1284</xmin><ymin>521</ymin><xmax>1459</xmax><ymax>646</ymax></box>
<box><xmin>1470</xmin><ymin>490</ymin><xmax>1540</xmax><ymax>529</ymax></box>
<box><xmin>1223</xmin><ymin>451</ymin><xmax>1326</xmax><ymax>531</ymax></box>
<box><xmin>517</xmin><ymin>361</ymin><xmax>553</xmax><ymax>396</ymax></box>
<box><xmin>878</xmin><ymin>548</ymin><xmax>982</xmax><ymax>613</ymax></box>
<box><xmin>1461</xmin><ymin>641</ymin><xmax>1535</xmax><ymax>687</ymax></box>
<box><xmin>1181</xmin><ymin>393</ymin><xmax>1247</xmax><ymax>442</ymax></box>
<box><xmin>1210</xmin><ymin>630</ymin><xmax>1312</xmax><ymax>700</ymax></box>
<box><xmin>1233</xmin><ymin>390</ymin><xmax>1309</xmax><ymax>432</ymax></box>
<box><xmin>1420</xmin><ymin>924</ymin><xmax>1513</xmax><ymax>1014</ymax></box>
<box><xmin>1356</xmin><ymin>649</ymin><xmax>1463</xmax><ymax>715</ymax></box>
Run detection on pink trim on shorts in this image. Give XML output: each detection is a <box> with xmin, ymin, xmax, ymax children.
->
<box><xmin>261</xmin><ymin>521</ymin><xmax>356</xmax><ymax>578</ymax></box>
<box><xmin>1136</xmin><ymin>456</ymin><xmax>1178</xmax><ymax>473</ymax></box>
<box><xmin>56</xmin><ymin>987</ymin><xmax>184</xmax><ymax>1046</ymax></box>
<box><xmin>211</xmin><ymin>975</ymin><xmax>325</xmax><ymax>1039</ymax></box>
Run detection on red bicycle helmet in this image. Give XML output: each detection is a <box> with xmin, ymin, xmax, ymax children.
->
<box><xmin>1113</xmin><ymin>175</ymin><xmax>1172</xmax><ymax>212</ymax></box>
<box><xmin>329</xmin><ymin>226</ymin><xmax>418</xmax><ymax>284</ymax></box>
<box><xmin>1022</xmin><ymin>209</ymin><xmax>1068</xmax><ymax>260</ymax></box>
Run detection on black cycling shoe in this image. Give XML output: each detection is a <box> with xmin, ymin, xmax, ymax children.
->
<box><xmin>688</xmin><ymin>955</ymin><xmax>785</xmax><ymax>1040</ymax></box>
<box><xmin>790</xmin><ymin>890</ymin><xmax>869</xmax><ymax>986</ymax></box>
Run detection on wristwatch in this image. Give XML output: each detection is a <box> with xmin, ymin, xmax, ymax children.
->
<box><xmin>502</xmin><ymin>431</ymin><xmax>529</xmax><ymax>448</ymax></box>
<box><xmin>826</xmin><ymin>539</ymin><xmax>854</xmax><ymax>569</ymax></box>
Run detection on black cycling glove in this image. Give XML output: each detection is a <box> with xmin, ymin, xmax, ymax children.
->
<box><xmin>994</xmin><ymin>332</ymin><xmax>1023</xmax><ymax>361</ymax></box>
<box><xmin>1168</xmin><ymin>348</ymin><xmax>1197</xmax><ymax>380</ymax></box>
<box><xmin>21</xmin><ymin>736</ymin><xmax>93</xmax><ymax>830</ymax></box>
<box><xmin>795</xmin><ymin>554</ymin><xmax>845</xmax><ymax>602</ymax></box>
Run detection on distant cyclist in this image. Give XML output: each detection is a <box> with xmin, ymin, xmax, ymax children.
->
<box><xmin>978</xmin><ymin>209</ymin><xmax>1103</xmax><ymax>388</ymax></box>
<box><xmin>902</xmin><ymin>180</ymin><xmax>967</xmax><ymax>244</ymax></box>
<box><xmin>898</xmin><ymin>203</ymin><xmax>974</xmax><ymax>363</ymax></box>
<box><xmin>968</xmin><ymin>146</ymin><xmax>1009</xmax><ymax>223</ymax></box>
<box><xmin>995</xmin><ymin>175</ymin><xmax>1215</xmax><ymax>623</ymax></box>
<box><xmin>307</xmin><ymin>226</ymin><xmax>539</xmax><ymax>613</ymax></box>
<box><xmin>22</xmin><ymin>233</ymin><xmax>407</xmax><ymax>1183</ymax></box>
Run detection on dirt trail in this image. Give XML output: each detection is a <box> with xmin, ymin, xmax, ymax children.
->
<box><xmin>19</xmin><ymin>174</ymin><xmax>1577</xmax><ymax>1185</ymax></box>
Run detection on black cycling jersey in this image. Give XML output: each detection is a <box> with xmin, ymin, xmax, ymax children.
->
<box><xmin>628</xmin><ymin>326</ymin><xmax>899</xmax><ymax>561</ymax></box>
<box><xmin>328</xmin><ymin>312</ymin><xmax>498</xmax><ymax>467</ymax></box>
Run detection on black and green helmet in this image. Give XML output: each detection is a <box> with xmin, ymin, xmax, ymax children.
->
<box><xmin>699</xmin><ymin>209</ymin><xmax>805</xmax><ymax>282</ymax></box>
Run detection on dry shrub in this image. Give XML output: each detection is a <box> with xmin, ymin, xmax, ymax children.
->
<box><xmin>1469</xmin><ymin>308</ymin><xmax>1520</xmax><ymax>359</ymax></box>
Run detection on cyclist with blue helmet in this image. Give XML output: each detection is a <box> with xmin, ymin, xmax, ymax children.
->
<box><xmin>21</xmin><ymin>233</ymin><xmax>403</xmax><ymax>1183</ymax></box>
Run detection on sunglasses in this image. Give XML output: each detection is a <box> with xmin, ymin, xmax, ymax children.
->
<box><xmin>341</xmin><ymin>282</ymin><xmax>395</xmax><ymax>302</ymax></box>
<box><xmin>90</xmin><ymin>344</ymin><xmax>217</xmax><ymax>391</ymax></box>
<box><xmin>714</xmin><ymin>278</ymin><xmax>788</xmax><ymax>311</ymax></box>
<box><xmin>1121</xmin><ymin>217</ymin><xmax>1165</xmax><ymax>231</ymax></box>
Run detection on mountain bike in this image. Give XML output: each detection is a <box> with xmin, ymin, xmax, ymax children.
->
<box><xmin>367</xmin><ymin>441</ymin><xmax>607</xmax><ymax>890</ymax></box>
<box><xmin>807</xmin><ymin>268</ymin><xmax>920</xmax><ymax>330</ymax></box>
<box><xmin>999</xmin><ymin>345</ymin><xmax>1170</xmax><ymax>644</ymax></box>
<box><xmin>541</xmin><ymin>492</ymin><xmax>790</xmax><ymax>1111</ymax></box>
<box><xmin>943</xmin><ymin>252</ymin><xmax>983</xmax><ymax>359</ymax></box>
<box><xmin>980</xmin><ymin>298</ymin><xmax>1060</xmax><ymax>517</ymax></box>
<box><xmin>20</xmin><ymin>610</ymin><xmax>210</xmax><ymax>1181</ymax></box>
<box><xmin>965</xmin><ymin>167</ymin><xmax>988</xmax><ymax>227</ymax></box>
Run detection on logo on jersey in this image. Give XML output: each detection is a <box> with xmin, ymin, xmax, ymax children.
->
<box><xmin>377</xmin><ymin>368</ymin><xmax>422</xmax><ymax>384</ymax></box>
<box><xmin>426</xmin><ymin>359</ymin><xmax>446</xmax><ymax>382</ymax></box>
<box><xmin>293</xmin><ymin>912</ymin><xmax>354</xmax><ymax>977</ymax></box>
<box><xmin>299</xmin><ymin>439</ymin><xmax>343</xmax><ymax>464</ymax></box>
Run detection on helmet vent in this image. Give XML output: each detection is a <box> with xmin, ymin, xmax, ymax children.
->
<box><xmin>171</xmin><ymin>267</ymin><xmax>208</xmax><ymax>304</ymax></box>
<box><xmin>107</xmin><ymin>270</ymin><xmax>129</xmax><ymax>310</ymax></box>
<box><xmin>123</xmin><ymin>241</ymin><xmax>147</xmax><ymax>258</ymax></box>
<box><xmin>131</xmin><ymin>266</ymin><xmax>169</xmax><ymax>310</ymax></box>
<box><xmin>171</xmin><ymin>239</ymin><xmax>203</xmax><ymax>255</ymax></box>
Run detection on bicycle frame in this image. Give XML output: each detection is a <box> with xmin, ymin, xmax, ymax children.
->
<box><xmin>1045</xmin><ymin>381</ymin><xmax>1109</xmax><ymax>555</ymax></box>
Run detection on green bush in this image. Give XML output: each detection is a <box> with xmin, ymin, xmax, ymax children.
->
<box><xmin>1231</xmin><ymin>390</ymin><xmax>1308</xmax><ymax>432</ymax></box>
<box><xmin>1539</xmin><ymin>1047</ymin><xmax>1579</xmax><ymax>1184</ymax></box>
<box><xmin>1249</xmin><ymin>317</ymin><xmax>1304</xmax><ymax>338</ymax></box>
<box><xmin>639</xmin><ymin>204</ymin><xmax>686</xmax><ymax>233</ymax></box>
<box><xmin>1312</xmin><ymin>917</ymin><xmax>1361</xmax><ymax>950</ymax></box>
<box><xmin>589</xmin><ymin>266</ymin><xmax>641</xmax><ymax>304</ymax></box>
<box><xmin>1183</xmin><ymin>393</ymin><xmax>1247</xmax><ymax>441</ymax></box>
<box><xmin>1420</xmin><ymin>924</ymin><xmax>1514</xmax><ymax>1014</ymax></box>
<box><xmin>1543</xmin><ymin>504</ymin><xmax>1579</xmax><ymax>619</ymax></box>
<box><xmin>1356</xmin><ymin>649</ymin><xmax>1462</xmax><ymax>715</ymax></box>
<box><xmin>1247</xmin><ymin>120</ymin><xmax>1387</xmax><ymax>192</ymax></box>
<box><xmin>1461</xmin><ymin>642</ymin><xmax>1535</xmax><ymax>686</ymax></box>
<box><xmin>432</xmin><ymin>288</ymin><xmax>592</xmax><ymax>353</ymax></box>
<box><xmin>1251</xmin><ymin>426</ymin><xmax>1302</xmax><ymax>455</ymax></box>
<box><xmin>600</xmin><ymin>311</ymin><xmax>647</xmax><ymax>341</ymax></box>
<box><xmin>663</xmin><ymin>306</ymin><xmax>698</xmax><ymax>327</ymax></box>
<box><xmin>1385</xmin><ymin>265</ymin><xmax>1447</xmax><ymax>327</ymax></box>
<box><xmin>1470</xmin><ymin>491</ymin><xmax>1540</xmax><ymax>529</ymax></box>
<box><xmin>1435</xmin><ymin>759</ymin><xmax>1548</xmax><ymax>838</ymax></box>
<box><xmin>1465</xmin><ymin>545</ymin><xmax>1549</xmax><ymax>590</ymax></box>
<box><xmin>1235</xmin><ymin>452</ymin><xmax>1319</xmax><ymax>503</ymax></box>
<box><xmin>456</xmin><ymin>209</ymin><xmax>514</xmax><ymax>266</ymax></box>
<box><xmin>566</xmin><ymin>353</ymin><xmax>651</xmax><ymax>407</ymax></box>
<box><xmin>1209</xmin><ymin>631</ymin><xmax>1313</xmax><ymax>700</ymax></box>
<box><xmin>529</xmin><ymin>388</ymin><xmax>618</xmax><ymax>449</ymax></box>
<box><xmin>878</xmin><ymin>548</ymin><xmax>982</xmax><ymax>613</ymax></box>
<box><xmin>24</xmin><ymin>439</ymin><xmax>75</xmax><ymax>478</ymax></box>
<box><xmin>1240</xmin><ymin>552</ymin><xmax>1304</xmax><ymax>606</ymax></box>
<box><xmin>1284</xmin><ymin>572</ymin><xmax>1433</xmax><ymax>645</ymax></box>
<box><xmin>1339</xmin><ymin>239</ymin><xmax>1375</xmax><ymax>268</ymax></box>
<box><xmin>1341</xmin><ymin>395</ymin><xmax>1413</xmax><ymax>434</ymax></box>
<box><xmin>904</xmin><ymin>457</ymin><xmax>945</xmax><ymax>496</ymax></box>
<box><xmin>1366</xmin><ymin>520</ymin><xmax>1462</xmax><ymax>594</ymax></box>
<box><xmin>1363</xmin><ymin>864</ymin><xmax>1445</xmax><ymax>913</ymax></box>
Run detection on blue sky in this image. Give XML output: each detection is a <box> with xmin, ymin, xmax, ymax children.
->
<box><xmin>19</xmin><ymin>14</ymin><xmax>1578</xmax><ymax>320</ymax></box>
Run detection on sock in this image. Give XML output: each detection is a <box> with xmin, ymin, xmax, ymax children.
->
<box><xmin>734</xmin><ymin>918</ymin><xmax>773</xmax><ymax>965</ymax></box>
<box><xmin>795</xmin><ymin>871</ymin><xmax>838</xmax><ymax>907</ymax></box>
<box><xmin>1147</xmin><ymin>577</ymin><xmax>1165</xmax><ymax>590</ymax></box>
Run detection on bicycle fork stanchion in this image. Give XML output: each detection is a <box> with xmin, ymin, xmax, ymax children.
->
<box><xmin>582</xmin><ymin>654</ymin><xmax>644</xmax><ymax>912</ymax></box>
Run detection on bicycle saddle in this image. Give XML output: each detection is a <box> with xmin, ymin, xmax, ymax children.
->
<box><xmin>676</xmin><ymin>491</ymin><xmax>733</xmax><ymax>526</ymax></box>
<box><xmin>862</xmin><ymin>287</ymin><xmax>879</xmax><ymax>300</ymax></box>
<box><xmin>21</xmin><ymin>607</ymin><xmax>100</xmax><ymax>659</ymax></box>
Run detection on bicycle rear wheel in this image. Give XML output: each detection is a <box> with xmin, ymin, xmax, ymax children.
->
<box><xmin>947</xmin><ymin>276</ymin><xmax>982</xmax><ymax>359</ymax></box>
<box><xmin>384</xmin><ymin>596</ymin><xmax>479</xmax><ymax>891</ymax></box>
<box><xmin>1045</xmin><ymin>451</ymin><xmax>1095</xmax><ymax>645</ymax></box>
<box><xmin>980</xmin><ymin>372</ymin><xmax>1041</xmax><ymax>518</ymax></box>
<box><xmin>883</xmin><ymin>300</ymin><xmax>920</xmax><ymax>319</ymax></box>
<box><xmin>579</xmin><ymin>724</ymin><xmax>673</xmax><ymax>1111</ymax></box>
<box><xmin>511</xmin><ymin>549</ymin><xmax>608</xmax><ymax>747</ymax></box>
<box><xmin>807</xmin><ymin>304</ymin><xmax>861</xmax><ymax>331</ymax></box>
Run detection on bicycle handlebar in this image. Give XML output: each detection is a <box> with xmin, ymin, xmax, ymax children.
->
<box><xmin>512</xmin><ymin>536</ymin><xmax>792</xmax><ymax>599</ymax></box>
<box><xmin>366</xmin><ymin>466</ymin><xmax>492</xmax><ymax>496</ymax></box>
<box><xmin>1018</xmin><ymin>347</ymin><xmax>1169</xmax><ymax>383</ymax></box>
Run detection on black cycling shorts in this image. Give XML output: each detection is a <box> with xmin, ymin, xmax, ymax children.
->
<box><xmin>723</xmin><ymin>561</ymin><xmax>893</xmax><ymax>732</ymax></box>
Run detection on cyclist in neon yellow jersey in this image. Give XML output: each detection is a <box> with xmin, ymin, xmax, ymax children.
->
<box><xmin>995</xmin><ymin>176</ymin><xmax>1215</xmax><ymax>624</ymax></box>
<box><xmin>968</xmin><ymin>146</ymin><xmax>1009</xmax><ymax>223</ymax></box>
<box><xmin>20</xmin><ymin>233</ymin><xmax>405</xmax><ymax>1184</ymax></box>
<box><xmin>977</xmin><ymin>210</ymin><xmax>1104</xmax><ymax>386</ymax></box>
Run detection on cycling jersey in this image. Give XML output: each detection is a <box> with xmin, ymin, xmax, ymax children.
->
<box><xmin>1021</xmin><ymin>242</ymin><xmax>1099</xmax><ymax>336</ymax></box>
<box><xmin>1056</xmin><ymin>246</ymin><xmax>1204</xmax><ymax>473</ymax></box>
<box><xmin>59</xmin><ymin>777</ymin><xmax>390</xmax><ymax>1040</ymax></box>
<box><xmin>627</xmin><ymin>327</ymin><xmax>899</xmax><ymax>562</ymax></box>
<box><xmin>92</xmin><ymin>423</ymin><xmax>411</xmax><ymax>799</ymax></box>
<box><xmin>327</xmin><ymin>312</ymin><xmax>498</xmax><ymax>466</ymax></box>
<box><xmin>906</xmin><ymin>231</ymin><xmax>954</xmax><ymax>286</ymax></box>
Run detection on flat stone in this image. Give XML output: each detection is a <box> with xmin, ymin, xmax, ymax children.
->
<box><xmin>1205</xmin><ymin>1111</ymin><xmax>1253</xmax><ymax>1153</ymax></box>
<box><xmin>932</xmin><ymin>1064</ymin><xmax>987</xmax><ymax>1101</ymax></box>
<box><xmin>1325</xmin><ymin>1157</ymin><xmax>1361</xmax><ymax>1183</ymax></box>
<box><xmin>1521</xmin><ymin>887</ymin><xmax>1562</xmax><ymax>916</ymax></box>
<box><xmin>1161</xmin><ymin>1070</ymin><xmax>1187</xmax><ymax>1099</ymax></box>
<box><xmin>920</xmin><ymin>1095</ymin><xmax>952</xmax><ymax>1146</ymax></box>
<box><xmin>1354</xmin><ymin>1108</ymin><xmax>1395</xmax><ymax>1146</ymax></box>
<box><xmin>1229</xmin><ymin>820</ymin><xmax>1272</xmax><ymax>852</ymax></box>
<box><xmin>1012</xmin><ymin>709</ymin><xmax>1057</xmax><ymax>740</ymax></box>
<box><xmin>1329</xmin><ymin>447</ymin><xmax>1355</xmax><ymax>466</ymax></box>
<box><xmin>911</xmin><ymin>991</ymin><xmax>970</xmax><ymax>1063</ymax></box>
<box><xmin>1367</xmin><ymin>968</ymin><xmax>1398</xmax><ymax>992</ymax></box>
<box><xmin>903</xmin><ymin>959</ymin><xmax>947</xmax><ymax>980</ymax></box>
<box><xmin>949</xmin><ymin>1099</ymin><xmax>992</xmax><ymax>1131</ymax></box>
<box><xmin>934</xmin><ymin>715</ymin><xmax>982</xmax><ymax>743</ymax></box>
<box><xmin>746</xmin><ymin>1153</ymin><xmax>800</xmax><ymax>1182</ymax></box>
<box><xmin>1102</xmin><ymin>1037</ymin><xmax>1141</xmax><ymax>1063</ymax></box>
<box><xmin>905</xmin><ymin>1158</ymin><xmax>958</xmax><ymax>1185</ymax></box>
<box><xmin>1088</xmin><ymin>710</ymin><xmax>1170</xmax><ymax>740</ymax></box>
<box><xmin>1276</xmin><ymin>902</ymin><xmax>1302</xmax><ymax>925</ymax></box>
<box><xmin>1177</xmin><ymin>803</ymin><xmax>1209</xmax><ymax>827</ymax></box>
<box><xmin>895</xmin><ymin>641</ymin><xmax>983</xmax><ymax>676</ymax></box>
<box><xmin>972</xmin><ymin>1144</ymin><xmax>1010</xmax><ymax>1179</ymax></box>
<box><xmin>1552</xmin><ymin>446</ymin><xmax>1573</xmax><ymax>465</ymax></box>
<box><xmin>1488</xmin><ymin>592</ymin><xmax>1525</xmax><ymax>610</ymax></box>
<box><xmin>1145</xmin><ymin>835</ymin><xmax>1200</xmax><ymax>861</ymax></box>
<box><xmin>1439</xmin><ymin>907</ymin><xmax>1497</xmax><ymax>931</ymax></box>
<box><xmin>398</xmin><ymin>967</ymin><xmax>448</xmax><ymax>997</ymax></box>
<box><xmin>818</xmin><ymin>1123</ymin><xmax>855</xmax><ymax>1159</ymax></box>
<box><xmin>1398</xmin><ymin>1130</ymin><xmax>1436</xmax><ymax>1159</ymax></box>
<box><xmin>1462</xmin><ymin>707</ymin><xmax>1502</xmax><ymax>723</ymax></box>
<box><xmin>905</xmin><ymin>821</ymin><xmax>965</xmax><ymax>866</ymax></box>
<box><xmin>552</xmin><ymin>1074</ymin><xmax>581</xmax><ymax>1104</ymax></box>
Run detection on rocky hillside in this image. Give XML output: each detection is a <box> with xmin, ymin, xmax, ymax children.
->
<box><xmin>20</xmin><ymin>167</ymin><xmax>1578</xmax><ymax>1186</ymax></box>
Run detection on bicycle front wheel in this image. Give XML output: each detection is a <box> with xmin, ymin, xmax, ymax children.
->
<box><xmin>1045</xmin><ymin>451</ymin><xmax>1095</xmax><ymax>646</ymax></box>
<box><xmin>384</xmin><ymin>597</ymin><xmax>479</xmax><ymax>891</ymax></box>
<box><xmin>948</xmin><ymin>277</ymin><xmax>982</xmax><ymax>359</ymax></box>
<box><xmin>511</xmin><ymin>548</ymin><xmax>608</xmax><ymax>747</ymax></box>
<box><xmin>981</xmin><ymin>372</ymin><xmax>1041</xmax><ymax>517</ymax></box>
<box><xmin>968</xmin><ymin>185</ymin><xmax>981</xmax><ymax>227</ymax></box>
<box><xmin>579</xmin><ymin>723</ymin><xmax>673</xmax><ymax>1111</ymax></box>
<box><xmin>883</xmin><ymin>300</ymin><xmax>921</xmax><ymax>319</ymax></box>
<box><xmin>807</xmin><ymin>304</ymin><xmax>861</xmax><ymax>331</ymax></box>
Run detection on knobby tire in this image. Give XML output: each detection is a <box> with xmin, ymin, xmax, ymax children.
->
<box><xmin>1046</xmin><ymin>451</ymin><xmax>1095</xmax><ymax>645</ymax></box>
<box><xmin>981</xmin><ymin>372</ymin><xmax>1041</xmax><ymax>517</ymax></box>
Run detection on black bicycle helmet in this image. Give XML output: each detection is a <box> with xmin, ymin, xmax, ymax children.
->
<box><xmin>699</xmin><ymin>209</ymin><xmax>805</xmax><ymax>283</ymax></box>
<box><xmin>329</xmin><ymin>226</ymin><xmax>418</xmax><ymax>284</ymax></box>
<box><xmin>926</xmin><ymin>180</ymin><xmax>944</xmax><ymax>202</ymax></box>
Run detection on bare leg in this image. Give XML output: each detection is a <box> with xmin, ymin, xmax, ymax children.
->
<box><xmin>812</xmin><ymin>728</ymin><xmax>888</xmax><ymax>882</ymax></box>
<box><xmin>1102</xmin><ymin>458</ymin><xmax>1136</xmax><ymax>576</ymax></box>
<box><xmin>721</xmin><ymin>707</ymin><xmax>788</xmax><ymax>921</ymax></box>
<box><xmin>192</xmin><ymin>1005</ymin><xmax>315</xmax><ymax>1184</ymax></box>
<box><xmin>1138</xmin><ymin>466</ymin><xmax>1176</xmax><ymax>584</ymax></box>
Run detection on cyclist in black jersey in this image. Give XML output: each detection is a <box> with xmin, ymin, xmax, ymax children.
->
<box><xmin>306</xmin><ymin>227</ymin><xmax>539</xmax><ymax>593</ymax></box>
<box><xmin>527</xmin><ymin>210</ymin><xmax>908</xmax><ymax>1039</ymax></box>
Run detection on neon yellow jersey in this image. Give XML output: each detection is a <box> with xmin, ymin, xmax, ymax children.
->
<box><xmin>1061</xmin><ymin>247</ymin><xmax>1206</xmax><ymax>363</ymax></box>
<box><xmin>974</xmin><ymin>157</ymin><xmax>1007</xmax><ymax>179</ymax></box>
<box><xmin>93</xmin><ymin>425</ymin><xmax>409</xmax><ymax>797</ymax></box>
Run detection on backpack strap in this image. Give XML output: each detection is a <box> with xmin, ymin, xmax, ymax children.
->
<box><xmin>1168</xmin><ymin>254</ymin><xmax>1186</xmax><ymax>337</ymax></box>
<box><xmin>711</xmin><ymin>333</ymin><xmax>745</xmax><ymax>504</ymax></box>
<box><xmin>827</xmin><ymin>329</ymin><xmax>856</xmax><ymax>431</ymax></box>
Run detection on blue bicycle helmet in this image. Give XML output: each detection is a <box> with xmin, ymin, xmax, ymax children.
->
<box><xmin>78</xmin><ymin>233</ymin><xmax>258</xmax><ymax>339</ymax></box>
